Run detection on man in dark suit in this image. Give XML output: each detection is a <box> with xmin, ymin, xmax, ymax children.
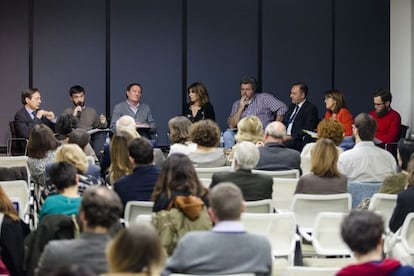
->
<box><xmin>210</xmin><ymin>141</ymin><xmax>272</xmax><ymax>201</ymax></box>
<box><xmin>282</xmin><ymin>82</ymin><xmax>319</xmax><ymax>151</ymax></box>
<box><xmin>14</xmin><ymin>88</ymin><xmax>56</xmax><ymax>139</ymax></box>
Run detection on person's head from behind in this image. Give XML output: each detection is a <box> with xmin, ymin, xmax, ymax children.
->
<box><xmin>406</xmin><ymin>156</ymin><xmax>414</xmax><ymax>189</ymax></box>
<box><xmin>69</xmin><ymin>85</ymin><xmax>85</xmax><ymax>107</ymax></box>
<box><xmin>168</xmin><ymin>116</ymin><xmax>192</xmax><ymax>144</ymax></box>
<box><xmin>116</xmin><ymin>115</ymin><xmax>139</xmax><ymax>134</ymax></box>
<box><xmin>316</xmin><ymin>118</ymin><xmax>344</xmax><ymax>146</ymax></box>
<box><xmin>67</xmin><ymin>128</ymin><xmax>90</xmax><ymax>151</ymax></box>
<box><xmin>49</xmin><ymin>161</ymin><xmax>78</xmax><ymax>193</ymax></box>
<box><xmin>209</xmin><ymin>183</ymin><xmax>245</xmax><ymax>223</ymax></box>
<box><xmin>353</xmin><ymin>113</ymin><xmax>377</xmax><ymax>142</ymax></box>
<box><xmin>190</xmin><ymin>119</ymin><xmax>221</xmax><ymax>148</ymax></box>
<box><xmin>55</xmin><ymin>113</ymin><xmax>77</xmax><ymax>139</ymax></box>
<box><xmin>107</xmin><ymin>223</ymin><xmax>164</xmax><ymax>274</ymax></box>
<box><xmin>27</xmin><ymin>124</ymin><xmax>59</xmax><ymax>159</ymax></box>
<box><xmin>235</xmin><ymin>116</ymin><xmax>263</xmax><ymax>144</ymax></box>
<box><xmin>128</xmin><ymin>138</ymin><xmax>154</xmax><ymax>166</ymax></box>
<box><xmin>55</xmin><ymin>144</ymin><xmax>88</xmax><ymax>174</ymax></box>
<box><xmin>152</xmin><ymin>153</ymin><xmax>206</xmax><ymax>200</ymax></box>
<box><xmin>240</xmin><ymin>76</ymin><xmax>257</xmax><ymax>100</ymax></box>
<box><xmin>0</xmin><ymin>185</ymin><xmax>19</xmax><ymax>221</ymax></box>
<box><xmin>397</xmin><ymin>138</ymin><xmax>414</xmax><ymax>171</ymax></box>
<box><xmin>232</xmin><ymin>141</ymin><xmax>260</xmax><ymax>171</ymax></box>
<box><xmin>21</xmin><ymin>88</ymin><xmax>41</xmax><ymax>110</ymax></box>
<box><xmin>187</xmin><ymin>82</ymin><xmax>210</xmax><ymax>106</ymax></box>
<box><xmin>290</xmin><ymin>82</ymin><xmax>308</xmax><ymax>104</ymax></box>
<box><xmin>80</xmin><ymin>186</ymin><xmax>122</xmax><ymax>231</ymax></box>
<box><xmin>310</xmin><ymin>138</ymin><xmax>340</xmax><ymax>177</ymax></box>
<box><xmin>324</xmin><ymin>89</ymin><xmax>347</xmax><ymax>114</ymax></box>
<box><xmin>264</xmin><ymin>121</ymin><xmax>286</xmax><ymax>143</ymax></box>
<box><xmin>373</xmin><ymin>89</ymin><xmax>392</xmax><ymax>117</ymax></box>
<box><xmin>341</xmin><ymin>210</ymin><xmax>384</xmax><ymax>257</ymax></box>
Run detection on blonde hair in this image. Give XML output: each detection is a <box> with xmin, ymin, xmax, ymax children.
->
<box><xmin>235</xmin><ymin>116</ymin><xmax>263</xmax><ymax>144</ymax></box>
<box><xmin>55</xmin><ymin>144</ymin><xmax>88</xmax><ymax>174</ymax></box>
<box><xmin>310</xmin><ymin>138</ymin><xmax>340</xmax><ymax>177</ymax></box>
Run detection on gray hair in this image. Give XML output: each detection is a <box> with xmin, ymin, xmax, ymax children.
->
<box><xmin>265</xmin><ymin>121</ymin><xmax>286</xmax><ymax>138</ymax></box>
<box><xmin>116</xmin><ymin>115</ymin><xmax>136</xmax><ymax>133</ymax></box>
<box><xmin>233</xmin><ymin>141</ymin><xmax>260</xmax><ymax>170</ymax></box>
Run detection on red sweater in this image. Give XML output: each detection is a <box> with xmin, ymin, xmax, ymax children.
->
<box><xmin>325</xmin><ymin>108</ymin><xmax>354</xmax><ymax>136</ymax></box>
<box><xmin>369</xmin><ymin>109</ymin><xmax>401</xmax><ymax>144</ymax></box>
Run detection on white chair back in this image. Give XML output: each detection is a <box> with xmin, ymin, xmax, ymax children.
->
<box><xmin>195</xmin><ymin>167</ymin><xmax>232</xmax><ymax>179</ymax></box>
<box><xmin>244</xmin><ymin>199</ymin><xmax>272</xmax><ymax>213</ymax></box>
<box><xmin>252</xmin><ymin>169</ymin><xmax>299</xmax><ymax>178</ymax></box>
<box><xmin>0</xmin><ymin>180</ymin><xmax>29</xmax><ymax>220</ymax></box>
<box><xmin>272</xmin><ymin>178</ymin><xmax>299</xmax><ymax>211</ymax></box>
<box><xmin>368</xmin><ymin>193</ymin><xmax>397</xmax><ymax>229</ymax></box>
<box><xmin>124</xmin><ymin>201</ymin><xmax>154</xmax><ymax>227</ymax></box>
<box><xmin>0</xmin><ymin>156</ymin><xmax>31</xmax><ymax>185</ymax></box>
<box><xmin>282</xmin><ymin>266</ymin><xmax>340</xmax><ymax>276</ymax></box>
<box><xmin>135</xmin><ymin>214</ymin><xmax>152</xmax><ymax>225</ymax></box>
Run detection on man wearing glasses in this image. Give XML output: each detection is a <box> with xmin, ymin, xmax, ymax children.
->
<box><xmin>369</xmin><ymin>89</ymin><xmax>401</xmax><ymax>145</ymax></box>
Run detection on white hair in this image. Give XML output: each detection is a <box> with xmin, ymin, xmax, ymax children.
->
<box><xmin>233</xmin><ymin>141</ymin><xmax>260</xmax><ymax>170</ymax></box>
<box><xmin>115</xmin><ymin>115</ymin><xmax>136</xmax><ymax>133</ymax></box>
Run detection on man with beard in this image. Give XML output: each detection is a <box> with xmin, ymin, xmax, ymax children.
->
<box><xmin>369</xmin><ymin>89</ymin><xmax>401</xmax><ymax>144</ymax></box>
<box><xmin>62</xmin><ymin>85</ymin><xmax>108</xmax><ymax>158</ymax></box>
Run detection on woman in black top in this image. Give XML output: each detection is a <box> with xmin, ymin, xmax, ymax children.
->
<box><xmin>183</xmin><ymin>82</ymin><xmax>215</xmax><ymax>122</ymax></box>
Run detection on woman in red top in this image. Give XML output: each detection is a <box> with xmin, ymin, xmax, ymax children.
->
<box><xmin>324</xmin><ymin>89</ymin><xmax>354</xmax><ymax>136</ymax></box>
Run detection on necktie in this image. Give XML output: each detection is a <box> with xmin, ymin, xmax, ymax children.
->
<box><xmin>32</xmin><ymin>111</ymin><xmax>37</xmax><ymax>119</ymax></box>
<box><xmin>288</xmin><ymin>105</ymin><xmax>299</xmax><ymax>124</ymax></box>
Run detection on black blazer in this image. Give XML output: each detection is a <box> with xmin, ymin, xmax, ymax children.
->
<box><xmin>389</xmin><ymin>185</ymin><xmax>414</xmax><ymax>233</ymax></box>
<box><xmin>183</xmin><ymin>102</ymin><xmax>216</xmax><ymax>123</ymax></box>
<box><xmin>283</xmin><ymin>100</ymin><xmax>319</xmax><ymax>151</ymax></box>
<box><xmin>14</xmin><ymin>107</ymin><xmax>55</xmax><ymax>139</ymax></box>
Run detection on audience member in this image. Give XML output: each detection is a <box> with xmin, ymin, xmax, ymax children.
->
<box><xmin>110</xmin><ymin>83</ymin><xmax>156</xmax><ymax>140</ymax></box>
<box><xmin>282</xmin><ymin>82</ymin><xmax>319</xmax><ymax>151</ymax></box>
<box><xmin>389</xmin><ymin>157</ymin><xmax>414</xmax><ymax>233</ymax></box>
<box><xmin>106</xmin><ymin>131</ymin><xmax>134</xmax><ymax>185</ymax></box>
<box><xmin>68</xmin><ymin>128</ymin><xmax>100</xmax><ymax>167</ymax></box>
<box><xmin>235</xmin><ymin>115</ymin><xmax>264</xmax><ymax>145</ymax></box>
<box><xmin>324</xmin><ymin>89</ymin><xmax>353</xmax><ymax>136</ymax></box>
<box><xmin>0</xmin><ymin>185</ymin><xmax>29</xmax><ymax>276</ymax></box>
<box><xmin>369</xmin><ymin>89</ymin><xmax>402</xmax><ymax>145</ymax></box>
<box><xmin>106</xmin><ymin>223</ymin><xmax>164</xmax><ymax>276</ymax></box>
<box><xmin>167</xmin><ymin>116</ymin><xmax>196</xmax><ymax>157</ymax></box>
<box><xmin>14</xmin><ymin>88</ymin><xmax>56</xmax><ymax>140</ymax></box>
<box><xmin>255</xmin><ymin>121</ymin><xmax>301</xmax><ymax>172</ymax></box>
<box><xmin>55</xmin><ymin>113</ymin><xmax>77</xmax><ymax>141</ymax></box>
<box><xmin>164</xmin><ymin>183</ymin><xmax>272</xmax><ymax>276</ymax></box>
<box><xmin>114</xmin><ymin>138</ymin><xmax>161</xmax><ymax>207</ymax></box>
<box><xmin>36</xmin><ymin>186</ymin><xmax>123</xmax><ymax>275</ymax></box>
<box><xmin>184</xmin><ymin>82</ymin><xmax>215</xmax><ymax>122</ymax></box>
<box><xmin>27</xmin><ymin>124</ymin><xmax>59</xmax><ymax>188</ymax></box>
<box><xmin>187</xmin><ymin>120</ymin><xmax>227</xmax><ymax>167</ymax></box>
<box><xmin>338</xmin><ymin>113</ymin><xmax>396</xmax><ymax>182</ymax></box>
<box><xmin>223</xmin><ymin>76</ymin><xmax>287</xmax><ymax>148</ymax></box>
<box><xmin>38</xmin><ymin>161</ymin><xmax>81</xmax><ymax>221</ymax></box>
<box><xmin>295</xmin><ymin>138</ymin><xmax>347</xmax><ymax>194</ymax></box>
<box><xmin>152</xmin><ymin>153</ymin><xmax>209</xmax><ymax>212</ymax></box>
<box><xmin>337</xmin><ymin>210</ymin><xmax>414</xmax><ymax>276</ymax></box>
<box><xmin>62</xmin><ymin>85</ymin><xmax>108</xmax><ymax>157</ymax></box>
<box><xmin>301</xmin><ymin>118</ymin><xmax>344</xmax><ymax>158</ymax></box>
<box><xmin>211</xmin><ymin>141</ymin><xmax>272</xmax><ymax>201</ymax></box>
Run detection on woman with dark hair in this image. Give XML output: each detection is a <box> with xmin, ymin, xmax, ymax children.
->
<box><xmin>0</xmin><ymin>185</ymin><xmax>29</xmax><ymax>276</ymax></box>
<box><xmin>106</xmin><ymin>223</ymin><xmax>164</xmax><ymax>275</ymax></box>
<box><xmin>152</xmin><ymin>153</ymin><xmax>209</xmax><ymax>212</ymax></box>
<box><xmin>324</xmin><ymin>89</ymin><xmax>354</xmax><ymax>136</ymax></box>
<box><xmin>183</xmin><ymin>82</ymin><xmax>215</xmax><ymax>122</ymax></box>
<box><xmin>27</xmin><ymin>124</ymin><xmax>60</xmax><ymax>188</ymax></box>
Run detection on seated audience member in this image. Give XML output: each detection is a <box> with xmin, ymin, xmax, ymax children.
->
<box><xmin>324</xmin><ymin>89</ymin><xmax>353</xmax><ymax>136</ymax></box>
<box><xmin>389</xmin><ymin>157</ymin><xmax>414</xmax><ymax>233</ymax></box>
<box><xmin>68</xmin><ymin>128</ymin><xmax>100</xmax><ymax>168</ymax></box>
<box><xmin>187</xmin><ymin>119</ymin><xmax>227</xmax><ymax>167</ymax></box>
<box><xmin>234</xmin><ymin>116</ymin><xmax>264</xmax><ymax>145</ymax></box>
<box><xmin>106</xmin><ymin>131</ymin><xmax>134</xmax><ymax>185</ymax></box>
<box><xmin>106</xmin><ymin>223</ymin><xmax>164</xmax><ymax>276</ymax></box>
<box><xmin>295</xmin><ymin>138</ymin><xmax>347</xmax><ymax>194</ymax></box>
<box><xmin>184</xmin><ymin>82</ymin><xmax>215</xmax><ymax>122</ymax></box>
<box><xmin>369</xmin><ymin>89</ymin><xmax>402</xmax><ymax>145</ymax></box>
<box><xmin>167</xmin><ymin>116</ymin><xmax>196</xmax><ymax>157</ymax></box>
<box><xmin>338</xmin><ymin>113</ymin><xmax>396</xmax><ymax>182</ymax></box>
<box><xmin>114</xmin><ymin>138</ymin><xmax>161</xmax><ymax>207</ymax></box>
<box><xmin>55</xmin><ymin>113</ymin><xmax>77</xmax><ymax>141</ymax></box>
<box><xmin>301</xmin><ymin>118</ymin><xmax>344</xmax><ymax>158</ymax></box>
<box><xmin>14</xmin><ymin>88</ymin><xmax>56</xmax><ymax>140</ymax></box>
<box><xmin>152</xmin><ymin>153</ymin><xmax>209</xmax><ymax>212</ymax></box>
<box><xmin>36</xmin><ymin>186</ymin><xmax>123</xmax><ymax>275</ymax></box>
<box><xmin>0</xmin><ymin>185</ymin><xmax>30</xmax><ymax>276</ymax></box>
<box><xmin>211</xmin><ymin>141</ymin><xmax>272</xmax><ymax>201</ymax></box>
<box><xmin>255</xmin><ymin>121</ymin><xmax>301</xmax><ymax>172</ymax></box>
<box><xmin>38</xmin><ymin>161</ymin><xmax>81</xmax><ymax>221</ymax></box>
<box><xmin>282</xmin><ymin>82</ymin><xmax>319</xmax><ymax>151</ymax></box>
<box><xmin>337</xmin><ymin>210</ymin><xmax>414</xmax><ymax>276</ymax></box>
<box><xmin>27</xmin><ymin>124</ymin><xmax>60</xmax><ymax>189</ymax></box>
<box><xmin>164</xmin><ymin>183</ymin><xmax>272</xmax><ymax>276</ymax></box>
<box><xmin>223</xmin><ymin>76</ymin><xmax>287</xmax><ymax>148</ymax></box>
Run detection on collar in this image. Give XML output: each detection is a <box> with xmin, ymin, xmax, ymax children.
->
<box><xmin>297</xmin><ymin>99</ymin><xmax>306</xmax><ymax>108</ymax></box>
<box><xmin>25</xmin><ymin>106</ymin><xmax>36</xmax><ymax>114</ymax></box>
<box><xmin>80</xmin><ymin>232</ymin><xmax>111</xmax><ymax>240</ymax></box>
<box><xmin>127</xmin><ymin>100</ymin><xmax>140</xmax><ymax>109</ymax></box>
<box><xmin>212</xmin><ymin>221</ymin><xmax>246</xmax><ymax>233</ymax></box>
<box><xmin>354</xmin><ymin>141</ymin><xmax>375</xmax><ymax>147</ymax></box>
<box><xmin>264</xmin><ymin>142</ymin><xmax>286</xmax><ymax>148</ymax></box>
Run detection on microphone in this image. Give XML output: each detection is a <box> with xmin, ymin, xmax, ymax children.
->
<box><xmin>76</xmin><ymin>103</ymin><xmax>83</xmax><ymax>118</ymax></box>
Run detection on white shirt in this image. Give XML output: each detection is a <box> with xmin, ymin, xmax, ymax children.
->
<box><xmin>338</xmin><ymin>141</ymin><xmax>396</xmax><ymax>182</ymax></box>
<box><xmin>168</xmin><ymin>142</ymin><xmax>197</xmax><ymax>157</ymax></box>
<box><xmin>287</xmin><ymin>100</ymin><xmax>305</xmax><ymax>135</ymax></box>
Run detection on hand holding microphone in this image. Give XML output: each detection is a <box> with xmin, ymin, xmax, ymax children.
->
<box><xmin>73</xmin><ymin>105</ymin><xmax>83</xmax><ymax>117</ymax></box>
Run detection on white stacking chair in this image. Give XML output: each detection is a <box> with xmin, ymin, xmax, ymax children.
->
<box><xmin>241</xmin><ymin>212</ymin><xmax>296</xmax><ymax>265</ymax></box>
<box><xmin>0</xmin><ymin>156</ymin><xmax>31</xmax><ymax>186</ymax></box>
<box><xmin>0</xmin><ymin>180</ymin><xmax>30</xmax><ymax>222</ymax></box>
<box><xmin>388</xmin><ymin>213</ymin><xmax>414</xmax><ymax>265</ymax></box>
<box><xmin>272</xmin><ymin>178</ymin><xmax>299</xmax><ymax>212</ymax></box>
<box><xmin>244</xmin><ymin>199</ymin><xmax>272</xmax><ymax>213</ymax></box>
<box><xmin>195</xmin><ymin>167</ymin><xmax>232</xmax><ymax>179</ymax></box>
<box><xmin>135</xmin><ymin>214</ymin><xmax>152</xmax><ymax>225</ymax></box>
<box><xmin>368</xmin><ymin>193</ymin><xmax>397</xmax><ymax>230</ymax></box>
<box><xmin>282</xmin><ymin>266</ymin><xmax>340</xmax><ymax>276</ymax></box>
<box><xmin>124</xmin><ymin>201</ymin><xmax>154</xmax><ymax>227</ymax></box>
<box><xmin>252</xmin><ymin>169</ymin><xmax>300</xmax><ymax>179</ymax></box>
